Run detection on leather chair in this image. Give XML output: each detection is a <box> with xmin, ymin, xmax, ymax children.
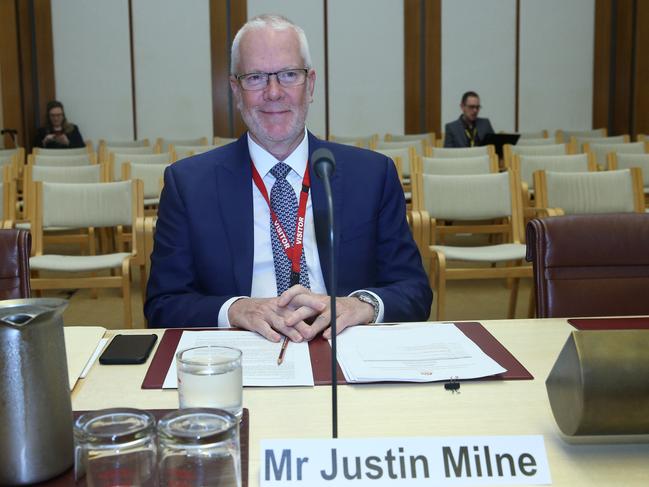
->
<box><xmin>526</xmin><ymin>214</ymin><xmax>649</xmax><ymax>318</ymax></box>
<box><xmin>0</xmin><ymin>229</ymin><xmax>31</xmax><ymax>299</ymax></box>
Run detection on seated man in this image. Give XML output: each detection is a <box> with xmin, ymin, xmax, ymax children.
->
<box><xmin>145</xmin><ymin>14</ymin><xmax>432</xmax><ymax>342</ymax></box>
<box><xmin>444</xmin><ymin>91</ymin><xmax>494</xmax><ymax>148</ymax></box>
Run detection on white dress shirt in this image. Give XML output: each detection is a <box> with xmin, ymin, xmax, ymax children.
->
<box><xmin>217</xmin><ymin>130</ymin><xmax>384</xmax><ymax>326</ymax></box>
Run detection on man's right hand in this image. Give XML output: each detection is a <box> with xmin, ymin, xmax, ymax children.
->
<box><xmin>228</xmin><ymin>293</ymin><xmax>326</xmax><ymax>343</ymax></box>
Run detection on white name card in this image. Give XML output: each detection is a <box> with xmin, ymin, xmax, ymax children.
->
<box><xmin>260</xmin><ymin>435</ymin><xmax>551</xmax><ymax>486</ymax></box>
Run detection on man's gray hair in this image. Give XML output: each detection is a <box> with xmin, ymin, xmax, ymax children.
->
<box><xmin>230</xmin><ymin>14</ymin><xmax>312</xmax><ymax>74</ymax></box>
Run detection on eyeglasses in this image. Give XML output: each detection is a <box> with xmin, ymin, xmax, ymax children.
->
<box><xmin>464</xmin><ymin>104</ymin><xmax>481</xmax><ymax>110</ymax></box>
<box><xmin>235</xmin><ymin>69</ymin><xmax>309</xmax><ymax>91</ymax></box>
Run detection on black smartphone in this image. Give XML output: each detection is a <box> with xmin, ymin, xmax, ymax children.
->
<box><xmin>99</xmin><ymin>334</ymin><xmax>158</xmax><ymax>365</ymax></box>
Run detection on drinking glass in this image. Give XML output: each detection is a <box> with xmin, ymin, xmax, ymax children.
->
<box><xmin>157</xmin><ymin>408</ymin><xmax>241</xmax><ymax>487</ymax></box>
<box><xmin>176</xmin><ymin>345</ymin><xmax>243</xmax><ymax>419</ymax></box>
<box><xmin>74</xmin><ymin>408</ymin><xmax>157</xmax><ymax>487</ymax></box>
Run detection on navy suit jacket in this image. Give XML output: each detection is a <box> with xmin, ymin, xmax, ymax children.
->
<box><xmin>444</xmin><ymin>116</ymin><xmax>494</xmax><ymax>148</ymax></box>
<box><xmin>144</xmin><ymin>132</ymin><xmax>432</xmax><ymax>327</ymax></box>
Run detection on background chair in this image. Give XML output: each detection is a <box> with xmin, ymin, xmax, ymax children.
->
<box><xmin>373</xmin><ymin>139</ymin><xmax>426</xmax><ymax>157</ymax></box>
<box><xmin>384</xmin><ymin>132</ymin><xmax>435</xmax><ymax>152</ymax></box>
<box><xmin>170</xmin><ymin>144</ymin><xmax>217</xmax><ymax>160</ymax></box>
<box><xmin>1</xmin><ymin>168</ymin><xmax>16</xmax><ymax>229</ymax></box>
<box><xmin>155</xmin><ymin>136</ymin><xmax>208</xmax><ymax>153</ymax></box>
<box><xmin>573</xmin><ymin>134</ymin><xmax>629</xmax><ymax>153</ymax></box>
<box><xmin>503</xmin><ymin>142</ymin><xmax>574</xmax><ymax>169</ymax></box>
<box><xmin>609</xmin><ymin>152</ymin><xmax>649</xmax><ymax>204</ymax></box>
<box><xmin>415</xmin><ymin>154</ymin><xmax>498</xmax><ymax>176</ymax></box>
<box><xmin>108</xmin><ymin>152</ymin><xmax>175</xmax><ymax>181</ymax></box>
<box><xmin>29</xmin><ymin>180</ymin><xmax>145</xmax><ymax>328</ymax></box>
<box><xmin>518</xmin><ymin>130</ymin><xmax>549</xmax><ymax>139</ymax></box>
<box><xmin>0</xmin><ymin>228</ymin><xmax>31</xmax><ymax>299</ymax></box>
<box><xmin>526</xmin><ymin>213</ymin><xmax>649</xmax><ymax>318</ymax></box>
<box><xmin>412</xmin><ymin>171</ymin><xmax>532</xmax><ymax>320</ymax></box>
<box><xmin>427</xmin><ymin>145</ymin><xmax>495</xmax><ymax>158</ymax></box>
<box><xmin>585</xmin><ymin>140</ymin><xmax>648</xmax><ymax>167</ymax></box>
<box><xmin>32</xmin><ymin>146</ymin><xmax>93</xmax><ymax>157</ymax></box>
<box><xmin>329</xmin><ymin>134</ymin><xmax>378</xmax><ymax>148</ymax></box>
<box><xmin>534</xmin><ymin>168</ymin><xmax>645</xmax><ymax>215</ymax></box>
<box><xmin>372</xmin><ymin>146</ymin><xmax>414</xmax><ymax>184</ymax></box>
<box><xmin>512</xmin><ymin>153</ymin><xmax>596</xmax><ymax>221</ymax></box>
<box><xmin>28</xmin><ymin>153</ymin><xmax>96</xmax><ymax>166</ymax></box>
<box><xmin>213</xmin><ymin>136</ymin><xmax>237</xmax><ymax>147</ymax></box>
<box><xmin>556</xmin><ymin>128</ymin><xmax>606</xmax><ymax>143</ymax></box>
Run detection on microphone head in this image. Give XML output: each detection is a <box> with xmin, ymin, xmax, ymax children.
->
<box><xmin>312</xmin><ymin>148</ymin><xmax>336</xmax><ymax>179</ymax></box>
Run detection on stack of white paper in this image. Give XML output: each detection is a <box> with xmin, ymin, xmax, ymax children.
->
<box><xmin>335</xmin><ymin>322</ymin><xmax>506</xmax><ymax>383</ymax></box>
<box><xmin>163</xmin><ymin>330</ymin><xmax>314</xmax><ymax>388</ymax></box>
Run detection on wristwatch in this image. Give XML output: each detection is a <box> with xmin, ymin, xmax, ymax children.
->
<box><xmin>352</xmin><ymin>291</ymin><xmax>380</xmax><ymax>324</ymax></box>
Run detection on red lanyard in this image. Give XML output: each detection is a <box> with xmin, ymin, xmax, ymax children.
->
<box><xmin>251</xmin><ymin>160</ymin><xmax>311</xmax><ymax>285</ymax></box>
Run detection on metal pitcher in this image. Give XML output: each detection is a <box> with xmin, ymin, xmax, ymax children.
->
<box><xmin>0</xmin><ymin>298</ymin><xmax>74</xmax><ymax>485</ymax></box>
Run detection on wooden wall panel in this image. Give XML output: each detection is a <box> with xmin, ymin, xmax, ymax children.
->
<box><xmin>0</xmin><ymin>0</ymin><xmax>54</xmax><ymax>149</ymax></box>
<box><xmin>0</xmin><ymin>1</ymin><xmax>22</xmax><ymax>148</ymax></box>
<box><xmin>210</xmin><ymin>0</ymin><xmax>247</xmax><ymax>139</ymax></box>
<box><xmin>634</xmin><ymin>0</ymin><xmax>649</xmax><ymax>136</ymax></box>
<box><xmin>404</xmin><ymin>0</ymin><xmax>440</xmax><ymax>136</ymax></box>
<box><xmin>593</xmin><ymin>0</ymin><xmax>649</xmax><ymax>137</ymax></box>
<box><xmin>611</xmin><ymin>0</ymin><xmax>634</xmax><ymax>135</ymax></box>
<box><xmin>592</xmin><ymin>0</ymin><xmax>611</xmax><ymax>130</ymax></box>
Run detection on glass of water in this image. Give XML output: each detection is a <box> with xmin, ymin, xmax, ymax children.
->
<box><xmin>176</xmin><ymin>346</ymin><xmax>243</xmax><ymax>419</ymax></box>
<box><xmin>74</xmin><ymin>408</ymin><xmax>157</xmax><ymax>487</ymax></box>
<box><xmin>157</xmin><ymin>408</ymin><xmax>241</xmax><ymax>487</ymax></box>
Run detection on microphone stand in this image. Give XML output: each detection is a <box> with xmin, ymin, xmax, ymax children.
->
<box><xmin>321</xmin><ymin>172</ymin><xmax>338</xmax><ymax>439</ymax></box>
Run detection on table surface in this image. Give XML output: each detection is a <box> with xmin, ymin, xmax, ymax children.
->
<box><xmin>69</xmin><ymin>318</ymin><xmax>649</xmax><ymax>486</ymax></box>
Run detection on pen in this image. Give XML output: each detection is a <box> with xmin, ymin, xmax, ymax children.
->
<box><xmin>277</xmin><ymin>336</ymin><xmax>289</xmax><ymax>365</ymax></box>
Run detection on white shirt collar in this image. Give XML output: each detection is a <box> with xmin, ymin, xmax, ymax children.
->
<box><xmin>247</xmin><ymin>128</ymin><xmax>309</xmax><ymax>179</ymax></box>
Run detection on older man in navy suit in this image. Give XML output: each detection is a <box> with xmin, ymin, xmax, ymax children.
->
<box><xmin>444</xmin><ymin>91</ymin><xmax>494</xmax><ymax>148</ymax></box>
<box><xmin>145</xmin><ymin>14</ymin><xmax>432</xmax><ymax>342</ymax></box>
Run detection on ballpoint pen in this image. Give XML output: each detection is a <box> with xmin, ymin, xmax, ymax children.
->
<box><xmin>277</xmin><ymin>336</ymin><xmax>289</xmax><ymax>365</ymax></box>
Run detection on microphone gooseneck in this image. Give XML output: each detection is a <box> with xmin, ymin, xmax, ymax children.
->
<box><xmin>312</xmin><ymin>147</ymin><xmax>338</xmax><ymax>439</ymax></box>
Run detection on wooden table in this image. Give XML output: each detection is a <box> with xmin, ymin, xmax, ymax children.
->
<box><xmin>69</xmin><ymin>318</ymin><xmax>649</xmax><ymax>486</ymax></box>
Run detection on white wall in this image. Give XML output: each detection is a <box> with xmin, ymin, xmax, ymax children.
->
<box><xmin>441</xmin><ymin>0</ymin><xmax>517</xmax><ymax>132</ymax></box>
<box><xmin>247</xmin><ymin>0</ymin><xmax>326</xmax><ymax>137</ymax></box>
<box><xmin>519</xmin><ymin>0</ymin><xmax>595</xmax><ymax>132</ymax></box>
<box><xmin>51</xmin><ymin>0</ymin><xmax>133</xmax><ymax>144</ymax></box>
<box><xmin>131</xmin><ymin>0</ymin><xmax>213</xmax><ymax>141</ymax></box>
<box><xmin>328</xmin><ymin>0</ymin><xmax>404</xmax><ymax>136</ymax></box>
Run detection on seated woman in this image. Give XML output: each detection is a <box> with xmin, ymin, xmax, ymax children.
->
<box><xmin>35</xmin><ymin>100</ymin><xmax>85</xmax><ymax>149</ymax></box>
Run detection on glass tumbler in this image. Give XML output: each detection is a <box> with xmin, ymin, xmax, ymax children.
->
<box><xmin>176</xmin><ymin>345</ymin><xmax>243</xmax><ymax>419</ymax></box>
<box><xmin>158</xmin><ymin>408</ymin><xmax>241</xmax><ymax>487</ymax></box>
<box><xmin>74</xmin><ymin>408</ymin><xmax>157</xmax><ymax>487</ymax></box>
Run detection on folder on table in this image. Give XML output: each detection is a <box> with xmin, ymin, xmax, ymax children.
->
<box><xmin>142</xmin><ymin>322</ymin><xmax>532</xmax><ymax>389</ymax></box>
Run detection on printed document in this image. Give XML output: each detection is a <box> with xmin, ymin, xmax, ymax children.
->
<box><xmin>335</xmin><ymin>322</ymin><xmax>506</xmax><ymax>382</ymax></box>
<box><xmin>163</xmin><ymin>330</ymin><xmax>314</xmax><ymax>388</ymax></box>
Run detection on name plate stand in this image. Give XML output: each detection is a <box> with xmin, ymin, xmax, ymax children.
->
<box><xmin>261</xmin><ymin>436</ymin><xmax>551</xmax><ymax>486</ymax></box>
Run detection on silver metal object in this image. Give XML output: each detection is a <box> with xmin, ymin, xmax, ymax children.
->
<box><xmin>0</xmin><ymin>298</ymin><xmax>74</xmax><ymax>485</ymax></box>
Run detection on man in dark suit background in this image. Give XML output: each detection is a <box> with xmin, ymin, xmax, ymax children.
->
<box><xmin>145</xmin><ymin>14</ymin><xmax>432</xmax><ymax>342</ymax></box>
<box><xmin>444</xmin><ymin>91</ymin><xmax>494</xmax><ymax>148</ymax></box>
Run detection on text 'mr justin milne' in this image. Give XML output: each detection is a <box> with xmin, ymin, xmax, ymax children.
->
<box><xmin>265</xmin><ymin>444</ymin><xmax>539</xmax><ymax>482</ymax></box>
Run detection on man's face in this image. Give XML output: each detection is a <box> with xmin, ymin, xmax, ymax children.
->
<box><xmin>461</xmin><ymin>96</ymin><xmax>481</xmax><ymax>123</ymax></box>
<box><xmin>230</xmin><ymin>27</ymin><xmax>315</xmax><ymax>150</ymax></box>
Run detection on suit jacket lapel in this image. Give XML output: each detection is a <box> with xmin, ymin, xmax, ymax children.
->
<box><xmin>215</xmin><ymin>136</ymin><xmax>254</xmax><ymax>295</ymax></box>
<box><xmin>308</xmin><ymin>133</ymin><xmax>342</xmax><ymax>294</ymax></box>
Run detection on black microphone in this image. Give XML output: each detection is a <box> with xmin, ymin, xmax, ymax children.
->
<box><xmin>312</xmin><ymin>147</ymin><xmax>338</xmax><ymax>439</ymax></box>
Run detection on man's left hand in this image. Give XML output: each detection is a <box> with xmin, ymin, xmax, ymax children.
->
<box><xmin>278</xmin><ymin>285</ymin><xmax>374</xmax><ymax>339</ymax></box>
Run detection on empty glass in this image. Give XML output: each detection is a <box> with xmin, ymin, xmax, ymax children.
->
<box><xmin>74</xmin><ymin>408</ymin><xmax>157</xmax><ymax>486</ymax></box>
<box><xmin>176</xmin><ymin>345</ymin><xmax>243</xmax><ymax>419</ymax></box>
<box><xmin>157</xmin><ymin>408</ymin><xmax>241</xmax><ymax>487</ymax></box>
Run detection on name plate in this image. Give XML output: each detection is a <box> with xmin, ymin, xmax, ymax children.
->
<box><xmin>260</xmin><ymin>436</ymin><xmax>551</xmax><ymax>486</ymax></box>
